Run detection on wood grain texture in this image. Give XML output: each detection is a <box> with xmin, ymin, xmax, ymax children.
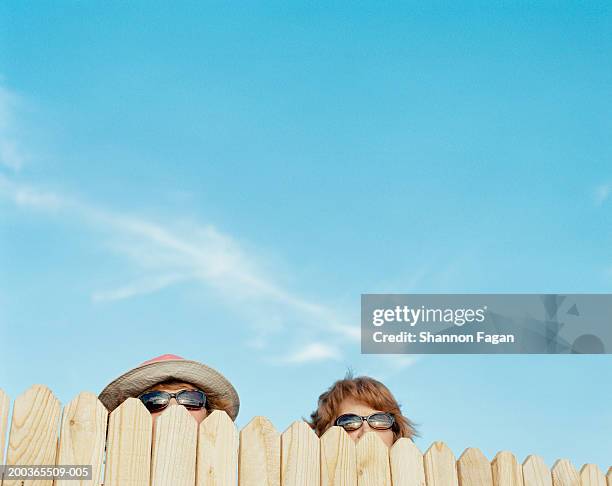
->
<box><xmin>280</xmin><ymin>420</ymin><xmax>320</xmax><ymax>486</ymax></box>
<box><xmin>390</xmin><ymin>438</ymin><xmax>425</xmax><ymax>486</ymax></box>
<box><xmin>239</xmin><ymin>416</ymin><xmax>280</xmax><ymax>486</ymax></box>
<box><xmin>1</xmin><ymin>386</ymin><xmax>607</xmax><ymax>486</ymax></box>
<box><xmin>4</xmin><ymin>384</ymin><xmax>61</xmax><ymax>486</ymax></box>
<box><xmin>580</xmin><ymin>465</ymin><xmax>606</xmax><ymax>486</ymax></box>
<box><xmin>151</xmin><ymin>405</ymin><xmax>198</xmax><ymax>486</ymax></box>
<box><xmin>320</xmin><ymin>426</ymin><xmax>357</xmax><ymax>486</ymax></box>
<box><xmin>197</xmin><ymin>410</ymin><xmax>239</xmax><ymax>486</ymax></box>
<box><xmin>424</xmin><ymin>442</ymin><xmax>459</xmax><ymax>486</ymax></box>
<box><xmin>457</xmin><ymin>448</ymin><xmax>493</xmax><ymax>486</ymax></box>
<box><xmin>552</xmin><ymin>460</ymin><xmax>580</xmax><ymax>486</ymax></box>
<box><xmin>103</xmin><ymin>397</ymin><xmax>152</xmax><ymax>486</ymax></box>
<box><xmin>56</xmin><ymin>392</ymin><xmax>108</xmax><ymax>486</ymax></box>
<box><xmin>355</xmin><ymin>432</ymin><xmax>391</xmax><ymax>486</ymax></box>
<box><xmin>492</xmin><ymin>452</ymin><xmax>524</xmax><ymax>486</ymax></box>
<box><xmin>0</xmin><ymin>388</ymin><xmax>9</xmax><ymax>465</ymax></box>
<box><xmin>523</xmin><ymin>455</ymin><xmax>552</xmax><ymax>486</ymax></box>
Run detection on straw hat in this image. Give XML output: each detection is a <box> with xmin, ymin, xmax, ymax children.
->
<box><xmin>98</xmin><ymin>354</ymin><xmax>240</xmax><ymax>420</ymax></box>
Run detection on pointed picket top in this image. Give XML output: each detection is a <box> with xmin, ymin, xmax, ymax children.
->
<box><xmin>239</xmin><ymin>416</ymin><xmax>280</xmax><ymax>486</ymax></box>
<box><xmin>56</xmin><ymin>391</ymin><xmax>108</xmax><ymax>486</ymax></box>
<box><xmin>104</xmin><ymin>397</ymin><xmax>153</xmax><ymax>486</ymax></box>
<box><xmin>580</xmin><ymin>464</ymin><xmax>606</xmax><ymax>486</ymax></box>
<box><xmin>606</xmin><ymin>468</ymin><xmax>611</xmax><ymax>486</ymax></box>
<box><xmin>523</xmin><ymin>455</ymin><xmax>552</xmax><ymax>486</ymax></box>
<box><xmin>457</xmin><ymin>448</ymin><xmax>493</xmax><ymax>486</ymax></box>
<box><xmin>390</xmin><ymin>438</ymin><xmax>425</xmax><ymax>486</ymax></box>
<box><xmin>5</xmin><ymin>384</ymin><xmax>61</xmax><ymax>486</ymax></box>
<box><xmin>0</xmin><ymin>388</ymin><xmax>9</xmax><ymax>465</ymax></box>
<box><xmin>552</xmin><ymin>460</ymin><xmax>580</xmax><ymax>486</ymax></box>
<box><xmin>424</xmin><ymin>441</ymin><xmax>459</xmax><ymax>486</ymax></box>
<box><xmin>355</xmin><ymin>432</ymin><xmax>391</xmax><ymax>486</ymax></box>
<box><xmin>197</xmin><ymin>410</ymin><xmax>239</xmax><ymax>486</ymax></box>
<box><xmin>151</xmin><ymin>404</ymin><xmax>198</xmax><ymax>486</ymax></box>
<box><xmin>320</xmin><ymin>426</ymin><xmax>357</xmax><ymax>486</ymax></box>
<box><xmin>492</xmin><ymin>451</ymin><xmax>524</xmax><ymax>486</ymax></box>
<box><xmin>281</xmin><ymin>420</ymin><xmax>320</xmax><ymax>486</ymax></box>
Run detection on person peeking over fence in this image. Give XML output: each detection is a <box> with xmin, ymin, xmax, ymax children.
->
<box><xmin>98</xmin><ymin>354</ymin><xmax>240</xmax><ymax>425</ymax></box>
<box><xmin>308</xmin><ymin>372</ymin><xmax>417</xmax><ymax>447</ymax></box>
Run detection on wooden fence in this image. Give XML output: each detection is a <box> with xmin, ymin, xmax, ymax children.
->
<box><xmin>0</xmin><ymin>385</ymin><xmax>609</xmax><ymax>486</ymax></box>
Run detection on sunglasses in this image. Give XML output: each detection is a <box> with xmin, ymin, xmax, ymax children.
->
<box><xmin>138</xmin><ymin>389</ymin><xmax>207</xmax><ymax>413</ymax></box>
<box><xmin>335</xmin><ymin>412</ymin><xmax>395</xmax><ymax>432</ymax></box>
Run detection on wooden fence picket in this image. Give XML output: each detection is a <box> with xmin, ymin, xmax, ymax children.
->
<box><xmin>3</xmin><ymin>385</ymin><xmax>61</xmax><ymax>486</ymax></box>
<box><xmin>238</xmin><ymin>416</ymin><xmax>280</xmax><ymax>486</ymax></box>
<box><xmin>389</xmin><ymin>438</ymin><xmax>425</xmax><ymax>486</ymax></box>
<box><xmin>320</xmin><ymin>426</ymin><xmax>357</xmax><ymax>486</ymax></box>
<box><xmin>55</xmin><ymin>391</ymin><xmax>108</xmax><ymax>486</ymax></box>
<box><xmin>552</xmin><ymin>460</ymin><xmax>580</xmax><ymax>486</ymax></box>
<box><xmin>103</xmin><ymin>397</ymin><xmax>152</xmax><ymax>486</ymax></box>
<box><xmin>280</xmin><ymin>420</ymin><xmax>320</xmax><ymax>486</ymax></box>
<box><xmin>197</xmin><ymin>410</ymin><xmax>238</xmax><ymax>486</ymax></box>
<box><xmin>355</xmin><ymin>432</ymin><xmax>391</xmax><ymax>486</ymax></box>
<box><xmin>523</xmin><ymin>455</ymin><xmax>552</xmax><ymax>486</ymax></box>
<box><xmin>424</xmin><ymin>442</ymin><xmax>459</xmax><ymax>486</ymax></box>
<box><xmin>580</xmin><ymin>465</ymin><xmax>606</xmax><ymax>486</ymax></box>
<box><xmin>0</xmin><ymin>387</ymin><xmax>610</xmax><ymax>486</ymax></box>
<box><xmin>0</xmin><ymin>389</ymin><xmax>9</xmax><ymax>465</ymax></box>
<box><xmin>457</xmin><ymin>448</ymin><xmax>493</xmax><ymax>486</ymax></box>
<box><xmin>492</xmin><ymin>452</ymin><xmax>524</xmax><ymax>486</ymax></box>
<box><xmin>151</xmin><ymin>404</ymin><xmax>198</xmax><ymax>486</ymax></box>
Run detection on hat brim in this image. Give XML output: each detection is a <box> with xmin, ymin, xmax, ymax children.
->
<box><xmin>98</xmin><ymin>359</ymin><xmax>240</xmax><ymax>420</ymax></box>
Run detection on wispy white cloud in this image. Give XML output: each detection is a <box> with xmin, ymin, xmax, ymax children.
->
<box><xmin>244</xmin><ymin>336</ymin><xmax>268</xmax><ymax>350</ymax></box>
<box><xmin>92</xmin><ymin>273</ymin><xmax>192</xmax><ymax>302</ymax></box>
<box><xmin>595</xmin><ymin>183</ymin><xmax>612</xmax><ymax>206</ymax></box>
<box><xmin>0</xmin><ymin>178</ymin><xmax>359</xmax><ymax>364</ymax></box>
<box><xmin>0</xmin><ymin>78</ymin><xmax>359</xmax><ymax>362</ymax></box>
<box><xmin>0</xmin><ymin>83</ymin><xmax>27</xmax><ymax>171</ymax></box>
<box><xmin>279</xmin><ymin>342</ymin><xmax>342</xmax><ymax>364</ymax></box>
<box><xmin>358</xmin><ymin>355</ymin><xmax>421</xmax><ymax>382</ymax></box>
<box><xmin>0</xmin><ymin>177</ymin><xmax>64</xmax><ymax>210</ymax></box>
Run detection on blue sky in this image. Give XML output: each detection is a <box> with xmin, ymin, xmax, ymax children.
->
<box><xmin>1</xmin><ymin>0</ymin><xmax>611</xmax><ymax>471</ymax></box>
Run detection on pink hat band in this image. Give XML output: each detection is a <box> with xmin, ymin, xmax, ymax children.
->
<box><xmin>141</xmin><ymin>354</ymin><xmax>185</xmax><ymax>365</ymax></box>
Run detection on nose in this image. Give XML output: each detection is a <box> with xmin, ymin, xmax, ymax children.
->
<box><xmin>355</xmin><ymin>420</ymin><xmax>372</xmax><ymax>438</ymax></box>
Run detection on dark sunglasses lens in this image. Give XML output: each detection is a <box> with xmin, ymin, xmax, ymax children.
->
<box><xmin>139</xmin><ymin>391</ymin><xmax>170</xmax><ymax>412</ymax></box>
<box><xmin>336</xmin><ymin>414</ymin><xmax>363</xmax><ymax>431</ymax></box>
<box><xmin>368</xmin><ymin>413</ymin><xmax>394</xmax><ymax>430</ymax></box>
<box><xmin>177</xmin><ymin>390</ymin><xmax>206</xmax><ymax>409</ymax></box>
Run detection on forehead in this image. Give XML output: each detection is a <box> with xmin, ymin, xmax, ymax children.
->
<box><xmin>336</xmin><ymin>398</ymin><xmax>384</xmax><ymax>417</ymax></box>
<box><xmin>149</xmin><ymin>381</ymin><xmax>198</xmax><ymax>392</ymax></box>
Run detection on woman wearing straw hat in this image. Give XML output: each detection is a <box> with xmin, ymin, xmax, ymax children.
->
<box><xmin>98</xmin><ymin>354</ymin><xmax>240</xmax><ymax>424</ymax></box>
